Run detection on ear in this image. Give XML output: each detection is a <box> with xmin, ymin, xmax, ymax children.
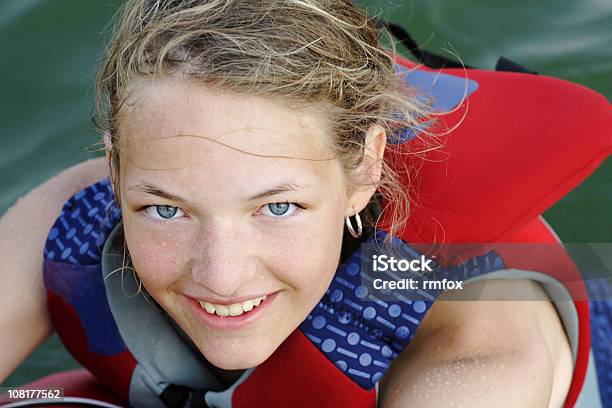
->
<box><xmin>346</xmin><ymin>123</ymin><xmax>386</xmax><ymax>215</ymax></box>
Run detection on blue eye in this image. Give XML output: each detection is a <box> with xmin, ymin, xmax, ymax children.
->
<box><xmin>262</xmin><ymin>202</ymin><xmax>300</xmax><ymax>217</ymax></box>
<box><xmin>144</xmin><ymin>205</ymin><xmax>184</xmax><ymax>221</ymax></box>
<box><xmin>268</xmin><ymin>203</ymin><xmax>290</xmax><ymax>215</ymax></box>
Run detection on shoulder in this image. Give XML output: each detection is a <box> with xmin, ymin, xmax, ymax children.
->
<box><xmin>2</xmin><ymin>158</ymin><xmax>110</xmax><ymax>240</ymax></box>
<box><xmin>33</xmin><ymin>158</ymin><xmax>110</xmax><ymax>205</ymax></box>
<box><xmin>0</xmin><ymin>157</ymin><xmax>109</xmax><ymax>291</ymax></box>
<box><xmin>421</xmin><ymin>278</ymin><xmax>567</xmax><ymax>353</ymax></box>
<box><xmin>379</xmin><ymin>278</ymin><xmax>573</xmax><ymax>407</ymax></box>
<box><xmin>1</xmin><ymin>157</ymin><xmax>109</xmax><ymax>265</ymax></box>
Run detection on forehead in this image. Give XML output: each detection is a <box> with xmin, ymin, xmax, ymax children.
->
<box><xmin>117</xmin><ymin>77</ymin><xmax>341</xmax><ymax>192</ymax></box>
<box><xmin>120</xmin><ymin>77</ymin><xmax>332</xmax><ymax>157</ymax></box>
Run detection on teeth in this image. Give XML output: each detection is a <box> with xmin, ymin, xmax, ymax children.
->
<box><xmin>215</xmin><ymin>305</ymin><xmax>229</xmax><ymax>317</ymax></box>
<box><xmin>228</xmin><ymin>304</ymin><xmax>243</xmax><ymax>316</ymax></box>
<box><xmin>199</xmin><ymin>295</ymin><xmax>267</xmax><ymax>317</ymax></box>
<box><xmin>203</xmin><ymin>302</ymin><xmax>215</xmax><ymax>314</ymax></box>
<box><xmin>242</xmin><ymin>300</ymin><xmax>254</xmax><ymax>312</ymax></box>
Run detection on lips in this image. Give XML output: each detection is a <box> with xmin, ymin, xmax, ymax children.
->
<box><xmin>198</xmin><ymin>295</ymin><xmax>267</xmax><ymax>317</ymax></box>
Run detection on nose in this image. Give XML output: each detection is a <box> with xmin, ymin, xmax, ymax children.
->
<box><xmin>190</xmin><ymin>218</ymin><xmax>257</xmax><ymax>298</ymax></box>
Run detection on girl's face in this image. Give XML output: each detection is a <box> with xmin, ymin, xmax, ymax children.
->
<box><xmin>118</xmin><ymin>78</ymin><xmax>358</xmax><ymax>369</ymax></box>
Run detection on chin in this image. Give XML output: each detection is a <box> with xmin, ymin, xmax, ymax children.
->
<box><xmin>202</xmin><ymin>350</ymin><xmax>274</xmax><ymax>370</ymax></box>
<box><xmin>199</xmin><ymin>338</ymin><xmax>280</xmax><ymax>370</ymax></box>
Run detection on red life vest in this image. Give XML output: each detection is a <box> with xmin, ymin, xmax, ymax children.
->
<box><xmin>40</xmin><ymin>56</ymin><xmax>612</xmax><ymax>407</ymax></box>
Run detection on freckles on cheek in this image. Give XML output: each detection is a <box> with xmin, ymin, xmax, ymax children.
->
<box><xmin>125</xmin><ymin>228</ymin><xmax>187</xmax><ymax>288</ymax></box>
<box><xmin>273</xmin><ymin>235</ymin><xmax>338</xmax><ymax>283</ymax></box>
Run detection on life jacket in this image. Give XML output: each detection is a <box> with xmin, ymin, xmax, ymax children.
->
<box><xmin>41</xmin><ymin>55</ymin><xmax>612</xmax><ymax>408</ymax></box>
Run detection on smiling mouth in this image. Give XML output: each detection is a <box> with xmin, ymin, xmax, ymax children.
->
<box><xmin>198</xmin><ymin>295</ymin><xmax>268</xmax><ymax>317</ymax></box>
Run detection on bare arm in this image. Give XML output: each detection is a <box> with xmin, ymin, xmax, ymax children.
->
<box><xmin>378</xmin><ymin>278</ymin><xmax>573</xmax><ymax>408</ymax></box>
<box><xmin>0</xmin><ymin>158</ymin><xmax>109</xmax><ymax>382</ymax></box>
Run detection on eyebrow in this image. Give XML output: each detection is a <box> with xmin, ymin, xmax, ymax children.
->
<box><xmin>127</xmin><ymin>184</ymin><xmax>187</xmax><ymax>203</ymax></box>
<box><xmin>127</xmin><ymin>182</ymin><xmax>305</xmax><ymax>203</ymax></box>
<box><xmin>246</xmin><ymin>183</ymin><xmax>303</xmax><ymax>202</ymax></box>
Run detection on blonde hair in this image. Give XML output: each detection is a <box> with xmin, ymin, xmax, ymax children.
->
<box><xmin>94</xmin><ymin>0</ymin><xmax>435</xmax><ymax>238</ymax></box>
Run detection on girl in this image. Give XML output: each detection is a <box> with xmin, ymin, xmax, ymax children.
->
<box><xmin>5</xmin><ymin>0</ymin><xmax>608</xmax><ymax>406</ymax></box>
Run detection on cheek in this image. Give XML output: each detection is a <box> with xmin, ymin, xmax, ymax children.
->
<box><xmin>267</xmin><ymin>211</ymin><xmax>345</xmax><ymax>292</ymax></box>
<box><xmin>122</xmin><ymin>216</ymin><xmax>190</xmax><ymax>290</ymax></box>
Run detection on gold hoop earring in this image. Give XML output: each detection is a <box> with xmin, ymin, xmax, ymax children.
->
<box><xmin>345</xmin><ymin>211</ymin><xmax>363</xmax><ymax>238</ymax></box>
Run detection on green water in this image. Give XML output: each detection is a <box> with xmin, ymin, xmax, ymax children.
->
<box><xmin>1</xmin><ymin>0</ymin><xmax>610</xmax><ymax>387</ymax></box>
